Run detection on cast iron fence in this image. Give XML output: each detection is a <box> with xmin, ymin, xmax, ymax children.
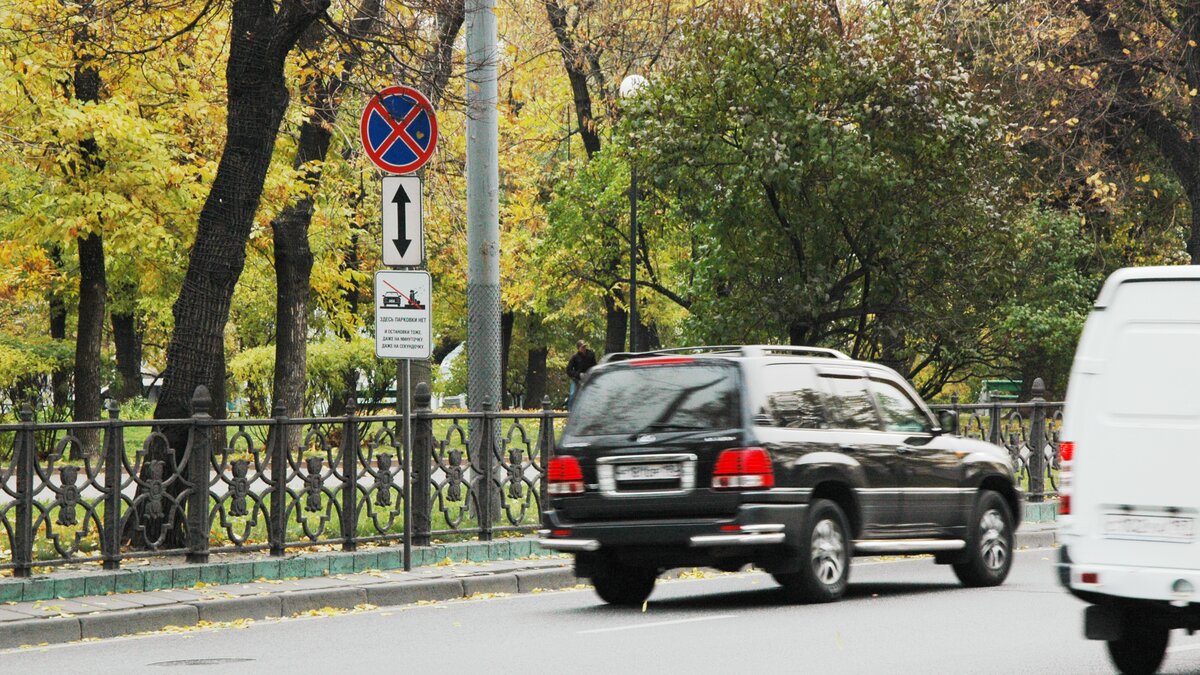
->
<box><xmin>0</xmin><ymin>383</ymin><xmax>566</xmax><ymax>577</ymax></box>
<box><xmin>0</xmin><ymin>377</ymin><xmax>1062</xmax><ymax>577</ymax></box>
<box><xmin>931</xmin><ymin>377</ymin><xmax>1064</xmax><ymax>503</ymax></box>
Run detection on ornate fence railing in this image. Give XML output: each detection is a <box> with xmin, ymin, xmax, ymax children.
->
<box><xmin>931</xmin><ymin>378</ymin><xmax>1064</xmax><ymax>503</ymax></box>
<box><xmin>0</xmin><ymin>383</ymin><xmax>566</xmax><ymax>578</ymax></box>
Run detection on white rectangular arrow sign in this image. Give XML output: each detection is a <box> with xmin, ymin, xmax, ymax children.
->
<box><xmin>382</xmin><ymin>175</ymin><xmax>423</xmax><ymax>267</ymax></box>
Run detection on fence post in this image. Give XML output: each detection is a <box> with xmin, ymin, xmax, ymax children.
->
<box><xmin>949</xmin><ymin>393</ymin><xmax>960</xmax><ymax>436</ymax></box>
<box><xmin>12</xmin><ymin>404</ymin><xmax>35</xmax><ymax>577</ymax></box>
<box><xmin>412</xmin><ymin>383</ymin><xmax>433</xmax><ymax>548</ymax></box>
<box><xmin>101</xmin><ymin>400</ymin><xmax>123</xmax><ymax>570</ymax></box>
<box><xmin>1028</xmin><ymin>377</ymin><xmax>1047</xmax><ymax>503</ymax></box>
<box><xmin>186</xmin><ymin>386</ymin><xmax>212</xmax><ymax>564</ymax></box>
<box><xmin>539</xmin><ymin>396</ymin><xmax>554</xmax><ymax>507</ymax></box>
<box><xmin>479</xmin><ymin>397</ymin><xmax>495</xmax><ymax>542</ymax></box>
<box><xmin>341</xmin><ymin>396</ymin><xmax>358</xmax><ymax>552</ymax></box>
<box><xmin>988</xmin><ymin>399</ymin><xmax>1001</xmax><ymax>446</ymax></box>
<box><xmin>269</xmin><ymin>402</ymin><xmax>288</xmax><ymax>556</ymax></box>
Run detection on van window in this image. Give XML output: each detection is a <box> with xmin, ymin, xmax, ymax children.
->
<box><xmin>566</xmin><ymin>363</ymin><xmax>742</xmax><ymax>436</ymax></box>
<box><xmin>821</xmin><ymin>374</ymin><xmax>881</xmax><ymax>431</ymax></box>
<box><xmin>1106</xmin><ymin>322</ymin><xmax>1200</xmax><ymax>419</ymax></box>
<box><xmin>869</xmin><ymin>378</ymin><xmax>932</xmax><ymax>433</ymax></box>
<box><xmin>754</xmin><ymin>364</ymin><xmax>827</xmax><ymax>428</ymax></box>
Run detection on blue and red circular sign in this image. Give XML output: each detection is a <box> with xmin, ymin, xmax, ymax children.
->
<box><xmin>360</xmin><ymin>86</ymin><xmax>439</xmax><ymax>175</ymax></box>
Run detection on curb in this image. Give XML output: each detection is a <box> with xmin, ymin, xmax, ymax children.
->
<box><xmin>0</xmin><ymin>566</ymin><xmax>583</xmax><ymax>651</ymax></box>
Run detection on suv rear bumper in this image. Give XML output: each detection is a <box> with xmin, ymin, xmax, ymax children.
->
<box><xmin>538</xmin><ymin>503</ymin><xmax>807</xmax><ymax>555</ymax></box>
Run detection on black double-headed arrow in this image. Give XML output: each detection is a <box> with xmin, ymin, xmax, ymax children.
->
<box><xmin>391</xmin><ymin>182</ymin><xmax>412</xmax><ymax>258</ymax></box>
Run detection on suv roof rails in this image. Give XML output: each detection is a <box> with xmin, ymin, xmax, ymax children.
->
<box><xmin>600</xmin><ymin>344</ymin><xmax>850</xmax><ymax>364</ymax></box>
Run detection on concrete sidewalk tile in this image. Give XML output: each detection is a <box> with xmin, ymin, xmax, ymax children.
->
<box><xmin>226</xmin><ymin>561</ymin><xmax>257</xmax><ymax>584</ymax></box>
<box><xmin>193</xmin><ymin>595</ymin><xmax>282</xmax><ymax>623</ymax></box>
<box><xmin>79</xmin><ymin>605</ymin><xmax>199</xmax><ymax>639</ymax></box>
<box><xmin>515</xmin><ymin>568</ymin><xmax>577</xmax><ymax>593</ymax></box>
<box><xmin>22</xmin><ymin>598</ymin><xmax>108</xmax><ymax>617</ymax></box>
<box><xmin>22</xmin><ymin>578</ymin><xmax>55</xmax><ymax>602</ymax></box>
<box><xmin>253</xmin><ymin>559</ymin><xmax>281</xmax><ymax>579</ymax></box>
<box><xmin>0</xmin><ymin>608</ymin><xmax>35</xmax><ymax>623</ymax></box>
<box><xmin>365</xmin><ymin>579</ymin><xmax>464</xmax><ymax>607</ymax></box>
<box><xmin>70</xmin><ymin>594</ymin><xmax>145</xmax><ymax>612</ymax></box>
<box><xmin>0</xmin><ymin>616</ymin><xmax>81</xmax><ymax>649</ymax></box>
<box><xmin>281</xmin><ymin>576</ymin><xmax>342</xmax><ymax>591</ymax></box>
<box><xmin>462</xmin><ymin>574</ymin><xmax>518</xmax><ymax>596</ymax></box>
<box><xmin>280</xmin><ymin>587</ymin><xmax>367</xmax><ymax>615</ymax></box>
<box><xmin>84</xmin><ymin>574</ymin><xmax>116</xmax><ymax>596</ymax></box>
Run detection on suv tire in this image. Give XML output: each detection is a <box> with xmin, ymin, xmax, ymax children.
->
<box><xmin>953</xmin><ymin>490</ymin><xmax>1013</xmax><ymax>587</ymax></box>
<box><xmin>592</xmin><ymin>560</ymin><xmax>657</xmax><ymax>608</ymax></box>
<box><xmin>776</xmin><ymin>499</ymin><xmax>851</xmax><ymax>603</ymax></box>
<box><xmin>1106</xmin><ymin>612</ymin><xmax>1169</xmax><ymax>675</ymax></box>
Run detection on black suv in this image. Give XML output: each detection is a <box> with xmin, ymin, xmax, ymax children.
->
<box><xmin>539</xmin><ymin>346</ymin><xmax>1021</xmax><ymax>606</ymax></box>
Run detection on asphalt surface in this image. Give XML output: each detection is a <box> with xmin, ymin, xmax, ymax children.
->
<box><xmin>5</xmin><ymin>547</ymin><xmax>1200</xmax><ymax>674</ymax></box>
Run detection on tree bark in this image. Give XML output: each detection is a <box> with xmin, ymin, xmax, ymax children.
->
<box><xmin>604</xmin><ymin>291</ymin><xmax>628</xmax><ymax>355</ymax></box>
<box><xmin>155</xmin><ymin>0</ymin><xmax>330</xmax><ymax>427</ymax></box>
<box><xmin>111</xmin><ymin>283</ymin><xmax>143</xmax><ymax>401</ymax></box>
<box><xmin>47</xmin><ymin>245</ymin><xmax>71</xmax><ymax>409</ymax></box>
<box><xmin>525</xmin><ymin>345</ymin><xmax>547</xmax><ymax>408</ymax></box>
<box><xmin>73</xmin><ymin>233</ymin><xmax>106</xmax><ymax>457</ymax></box>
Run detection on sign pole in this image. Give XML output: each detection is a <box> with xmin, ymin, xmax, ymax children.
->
<box><xmin>401</xmin><ymin>358</ymin><xmax>412</xmax><ymax>570</ymax></box>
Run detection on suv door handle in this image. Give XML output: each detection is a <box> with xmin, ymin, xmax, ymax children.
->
<box><xmin>896</xmin><ymin>445</ymin><xmax>915</xmax><ymax>455</ymax></box>
<box><xmin>840</xmin><ymin>444</ymin><xmax>861</xmax><ymax>452</ymax></box>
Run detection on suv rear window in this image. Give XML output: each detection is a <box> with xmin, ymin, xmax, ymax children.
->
<box><xmin>565</xmin><ymin>363</ymin><xmax>742</xmax><ymax>437</ymax></box>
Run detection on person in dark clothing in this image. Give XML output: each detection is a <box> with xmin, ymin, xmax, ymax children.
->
<box><xmin>566</xmin><ymin>339</ymin><xmax>597</xmax><ymax>409</ymax></box>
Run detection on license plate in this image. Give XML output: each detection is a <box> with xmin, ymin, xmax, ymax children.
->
<box><xmin>1103</xmin><ymin>513</ymin><xmax>1195</xmax><ymax>542</ymax></box>
<box><xmin>615</xmin><ymin>463</ymin><xmax>681</xmax><ymax>482</ymax></box>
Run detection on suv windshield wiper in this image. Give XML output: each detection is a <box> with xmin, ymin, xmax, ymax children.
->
<box><xmin>629</xmin><ymin>422</ymin><xmax>706</xmax><ymax>440</ymax></box>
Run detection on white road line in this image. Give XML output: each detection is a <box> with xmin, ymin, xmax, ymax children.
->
<box><xmin>577</xmin><ymin>614</ymin><xmax>737</xmax><ymax>635</ymax></box>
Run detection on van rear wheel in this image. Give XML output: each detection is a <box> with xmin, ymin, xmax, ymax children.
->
<box><xmin>1107</xmin><ymin>615</ymin><xmax>1169</xmax><ymax>675</ymax></box>
<box><xmin>952</xmin><ymin>491</ymin><xmax>1013</xmax><ymax>587</ymax></box>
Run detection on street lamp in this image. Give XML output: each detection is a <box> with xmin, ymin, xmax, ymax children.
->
<box><xmin>620</xmin><ymin>74</ymin><xmax>648</xmax><ymax>353</ymax></box>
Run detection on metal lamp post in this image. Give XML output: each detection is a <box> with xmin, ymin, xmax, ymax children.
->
<box><xmin>620</xmin><ymin>74</ymin><xmax>648</xmax><ymax>354</ymax></box>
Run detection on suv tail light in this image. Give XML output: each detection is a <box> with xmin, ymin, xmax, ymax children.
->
<box><xmin>712</xmin><ymin>447</ymin><xmax>775</xmax><ymax>490</ymax></box>
<box><xmin>1058</xmin><ymin>441</ymin><xmax>1074</xmax><ymax>515</ymax></box>
<box><xmin>548</xmin><ymin>456</ymin><xmax>585</xmax><ymax>495</ymax></box>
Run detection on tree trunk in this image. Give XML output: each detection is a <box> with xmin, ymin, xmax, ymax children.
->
<box><xmin>47</xmin><ymin>245</ymin><xmax>71</xmax><ymax>409</ymax></box>
<box><xmin>73</xmin><ymin>233</ymin><xmax>106</xmax><ymax>458</ymax></box>
<box><xmin>604</xmin><ymin>291</ymin><xmax>628</xmax><ymax>355</ymax></box>
<box><xmin>524</xmin><ymin>346</ymin><xmax>547</xmax><ymax>408</ymax></box>
<box><xmin>143</xmin><ymin>0</ymin><xmax>329</xmax><ymax>549</ymax></box>
<box><xmin>112</xmin><ymin>289</ymin><xmax>143</xmax><ymax>402</ymax></box>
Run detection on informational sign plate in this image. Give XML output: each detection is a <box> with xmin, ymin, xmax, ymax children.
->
<box><xmin>360</xmin><ymin>86</ymin><xmax>439</xmax><ymax>175</ymax></box>
<box><xmin>374</xmin><ymin>270</ymin><xmax>432</xmax><ymax>359</ymax></box>
<box><xmin>382</xmin><ymin>176</ymin><xmax>423</xmax><ymax>267</ymax></box>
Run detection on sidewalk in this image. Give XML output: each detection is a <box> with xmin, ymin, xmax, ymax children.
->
<box><xmin>0</xmin><ymin>523</ymin><xmax>1057</xmax><ymax>651</ymax></box>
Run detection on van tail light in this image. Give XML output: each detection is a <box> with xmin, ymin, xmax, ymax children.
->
<box><xmin>712</xmin><ymin>447</ymin><xmax>775</xmax><ymax>490</ymax></box>
<box><xmin>548</xmin><ymin>456</ymin><xmax>585</xmax><ymax>495</ymax></box>
<box><xmin>1058</xmin><ymin>441</ymin><xmax>1074</xmax><ymax>515</ymax></box>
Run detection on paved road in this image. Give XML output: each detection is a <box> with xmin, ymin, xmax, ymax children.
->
<box><xmin>4</xmin><ymin>548</ymin><xmax>1199</xmax><ymax>674</ymax></box>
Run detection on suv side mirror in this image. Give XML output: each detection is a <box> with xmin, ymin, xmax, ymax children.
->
<box><xmin>937</xmin><ymin>410</ymin><xmax>957</xmax><ymax>436</ymax></box>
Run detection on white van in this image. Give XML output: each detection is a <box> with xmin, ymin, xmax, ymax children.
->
<box><xmin>1059</xmin><ymin>265</ymin><xmax>1200</xmax><ymax>675</ymax></box>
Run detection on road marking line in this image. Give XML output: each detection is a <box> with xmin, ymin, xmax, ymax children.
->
<box><xmin>577</xmin><ymin>614</ymin><xmax>736</xmax><ymax>635</ymax></box>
